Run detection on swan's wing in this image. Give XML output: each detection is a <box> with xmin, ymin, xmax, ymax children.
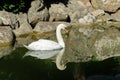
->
<box><xmin>27</xmin><ymin>39</ymin><xmax>62</xmax><ymax>50</ymax></box>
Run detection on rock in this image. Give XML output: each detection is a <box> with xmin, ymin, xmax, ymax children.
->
<box><xmin>0</xmin><ymin>26</ymin><xmax>15</xmax><ymax>46</ymax></box>
<box><xmin>13</xmin><ymin>13</ymin><xmax>32</xmax><ymax>36</ymax></box>
<box><xmin>78</xmin><ymin>13</ymin><xmax>96</xmax><ymax>24</ymax></box>
<box><xmin>111</xmin><ymin>10</ymin><xmax>120</xmax><ymax>22</ymax></box>
<box><xmin>64</xmin><ymin>23</ymin><xmax>120</xmax><ymax>62</ymax></box>
<box><xmin>94</xmin><ymin>28</ymin><xmax>120</xmax><ymax>59</ymax></box>
<box><xmin>67</xmin><ymin>0</ymin><xmax>89</xmax><ymax>22</ymax></box>
<box><xmin>78</xmin><ymin>8</ymin><xmax>105</xmax><ymax>24</ymax></box>
<box><xmin>0</xmin><ymin>11</ymin><xmax>18</xmax><ymax>29</ymax></box>
<box><xmin>80</xmin><ymin>0</ymin><xmax>94</xmax><ymax>12</ymax></box>
<box><xmin>28</xmin><ymin>0</ymin><xmax>50</xmax><ymax>26</ymax></box>
<box><xmin>91</xmin><ymin>0</ymin><xmax>120</xmax><ymax>12</ymax></box>
<box><xmin>34</xmin><ymin>22</ymin><xmax>70</xmax><ymax>33</ymax></box>
<box><xmin>49</xmin><ymin>3</ymin><xmax>69</xmax><ymax>22</ymax></box>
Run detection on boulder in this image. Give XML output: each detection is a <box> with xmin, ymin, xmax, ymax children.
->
<box><xmin>0</xmin><ymin>26</ymin><xmax>15</xmax><ymax>46</ymax></box>
<box><xmin>91</xmin><ymin>0</ymin><xmax>120</xmax><ymax>12</ymax></box>
<box><xmin>13</xmin><ymin>13</ymin><xmax>32</xmax><ymax>36</ymax></box>
<box><xmin>28</xmin><ymin>0</ymin><xmax>50</xmax><ymax>26</ymax></box>
<box><xmin>0</xmin><ymin>11</ymin><xmax>18</xmax><ymax>29</ymax></box>
<box><xmin>49</xmin><ymin>3</ymin><xmax>69</xmax><ymax>22</ymax></box>
<box><xmin>80</xmin><ymin>0</ymin><xmax>94</xmax><ymax>12</ymax></box>
<box><xmin>66</xmin><ymin>0</ymin><xmax>89</xmax><ymax>22</ymax></box>
<box><xmin>76</xmin><ymin>9</ymin><xmax>106</xmax><ymax>24</ymax></box>
<box><xmin>78</xmin><ymin>13</ymin><xmax>96</xmax><ymax>24</ymax></box>
<box><xmin>64</xmin><ymin>23</ymin><xmax>120</xmax><ymax>62</ymax></box>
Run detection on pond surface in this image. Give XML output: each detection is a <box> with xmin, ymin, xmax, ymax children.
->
<box><xmin>0</xmin><ymin>46</ymin><xmax>120</xmax><ymax>80</ymax></box>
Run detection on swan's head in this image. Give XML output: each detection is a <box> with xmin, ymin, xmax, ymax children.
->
<box><xmin>57</xmin><ymin>24</ymin><xmax>68</xmax><ymax>32</ymax></box>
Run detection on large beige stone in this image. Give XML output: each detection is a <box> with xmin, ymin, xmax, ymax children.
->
<box><xmin>28</xmin><ymin>0</ymin><xmax>50</xmax><ymax>26</ymax></box>
<box><xmin>64</xmin><ymin>23</ymin><xmax>120</xmax><ymax>62</ymax></box>
<box><xmin>91</xmin><ymin>0</ymin><xmax>120</xmax><ymax>12</ymax></box>
<box><xmin>0</xmin><ymin>26</ymin><xmax>14</xmax><ymax>46</ymax></box>
<box><xmin>49</xmin><ymin>3</ymin><xmax>69</xmax><ymax>22</ymax></box>
<box><xmin>0</xmin><ymin>11</ymin><xmax>18</xmax><ymax>29</ymax></box>
<box><xmin>67</xmin><ymin>0</ymin><xmax>89</xmax><ymax>22</ymax></box>
<box><xmin>13</xmin><ymin>13</ymin><xmax>32</xmax><ymax>36</ymax></box>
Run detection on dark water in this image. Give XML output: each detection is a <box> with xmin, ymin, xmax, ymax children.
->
<box><xmin>0</xmin><ymin>47</ymin><xmax>120</xmax><ymax>80</ymax></box>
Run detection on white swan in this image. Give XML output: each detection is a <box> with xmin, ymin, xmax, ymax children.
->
<box><xmin>24</xmin><ymin>24</ymin><xmax>67</xmax><ymax>50</ymax></box>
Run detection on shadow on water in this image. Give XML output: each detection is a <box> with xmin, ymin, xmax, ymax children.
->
<box><xmin>0</xmin><ymin>47</ymin><xmax>120</xmax><ymax>80</ymax></box>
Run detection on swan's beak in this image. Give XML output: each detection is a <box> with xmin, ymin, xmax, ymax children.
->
<box><xmin>64</xmin><ymin>28</ymin><xmax>69</xmax><ymax>33</ymax></box>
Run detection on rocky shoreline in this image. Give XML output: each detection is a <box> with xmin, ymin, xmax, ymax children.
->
<box><xmin>0</xmin><ymin>0</ymin><xmax>120</xmax><ymax>46</ymax></box>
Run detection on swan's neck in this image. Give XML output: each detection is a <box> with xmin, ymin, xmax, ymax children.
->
<box><xmin>56</xmin><ymin>27</ymin><xmax>65</xmax><ymax>47</ymax></box>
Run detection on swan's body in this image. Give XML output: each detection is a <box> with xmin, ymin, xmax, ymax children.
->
<box><xmin>24</xmin><ymin>39</ymin><xmax>63</xmax><ymax>50</ymax></box>
<box><xmin>24</xmin><ymin>24</ymin><xmax>67</xmax><ymax>50</ymax></box>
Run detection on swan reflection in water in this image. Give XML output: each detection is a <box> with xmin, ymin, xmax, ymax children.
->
<box><xmin>24</xmin><ymin>48</ymin><xmax>66</xmax><ymax>70</ymax></box>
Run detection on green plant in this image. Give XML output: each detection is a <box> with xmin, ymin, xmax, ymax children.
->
<box><xmin>0</xmin><ymin>2</ymin><xmax>25</xmax><ymax>13</ymax></box>
<box><xmin>0</xmin><ymin>0</ymin><xmax>32</xmax><ymax>13</ymax></box>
